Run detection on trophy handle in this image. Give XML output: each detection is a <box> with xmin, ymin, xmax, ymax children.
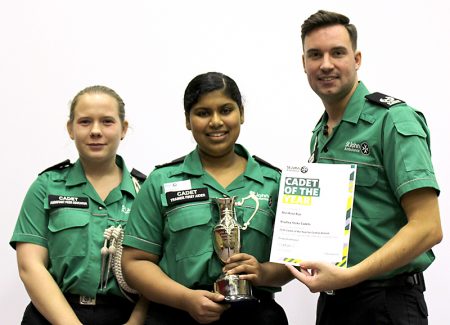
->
<box><xmin>235</xmin><ymin>192</ymin><xmax>259</xmax><ymax>230</ymax></box>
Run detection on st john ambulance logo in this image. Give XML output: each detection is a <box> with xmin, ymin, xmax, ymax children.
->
<box><xmin>360</xmin><ymin>142</ymin><xmax>370</xmax><ymax>155</ymax></box>
<box><xmin>380</xmin><ymin>96</ymin><xmax>402</xmax><ymax>106</ymax></box>
<box><xmin>344</xmin><ymin>141</ymin><xmax>371</xmax><ymax>156</ymax></box>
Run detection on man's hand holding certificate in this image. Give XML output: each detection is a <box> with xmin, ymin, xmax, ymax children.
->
<box><xmin>270</xmin><ymin>163</ymin><xmax>357</xmax><ymax>268</ymax></box>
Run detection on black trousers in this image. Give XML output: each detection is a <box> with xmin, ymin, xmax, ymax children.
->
<box><xmin>21</xmin><ymin>297</ymin><xmax>134</xmax><ymax>325</ymax></box>
<box><xmin>316</xmin><ymin>278</ymin><xmax>428</xmax><ymax>325</ymax></box>
<box><xmin>146</xmin><ymin>298</ymin><xmax>288</xmax><ymax>325</ymax></box>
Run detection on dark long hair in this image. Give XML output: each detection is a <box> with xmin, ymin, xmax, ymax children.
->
<box><xmin>183</xmin><ymin>72</ymin><xmax>243</xmax><ymax>117</ymax></box>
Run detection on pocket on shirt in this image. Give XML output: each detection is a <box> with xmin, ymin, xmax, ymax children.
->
<box><xmin>237</xmin><ymin>206</ymin><xmax>274</xmax><ymax>262</ymax></box>
<box><xmin>355</xmin><ymin>164</ymin><xmax>378</xmax><ymax>187</ymax></box>
<box><xmin>394</xmin><ymin>121</ymin><xmax>430</xmax><ymax>172</ymax></box>
<box><xmin>167</xmin><ymin>203</ymin><xmax>213</xmax><ymax>260</ymax></box>
<box><xmin>48</xmin><ymin>209</ymin><xmax>90</xmax><ymax>257</ymax></box>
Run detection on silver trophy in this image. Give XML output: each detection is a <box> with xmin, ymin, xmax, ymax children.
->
<box><xmin>213</xmin><ymin>194</ymin><xmax>259</xmax><ymax>303</ymax></box>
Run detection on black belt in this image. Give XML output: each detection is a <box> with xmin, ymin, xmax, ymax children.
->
<box><xmin>251</xmin><ymin>288</ymin><xmax>274</xmax><ymax>300</ymax></box>
<box><xmin>326</xmin><ymin>272</ymin><xmax>425</xmax><ymax>295</ymax></box>
<box><xmin>194</xmin><ymin>285</ymin><xmax>275</xmax><ymax>300</ymax></box>
<box><xmin>64</xmin><ymin>293</ymin><xmax>134</xmax><ymax>306</ymax></box>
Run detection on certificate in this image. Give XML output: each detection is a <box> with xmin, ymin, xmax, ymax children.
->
<box><xmin>270</xmin><ymin>163</ymin><xmax>357</xmax><ymax>267</ymax></box>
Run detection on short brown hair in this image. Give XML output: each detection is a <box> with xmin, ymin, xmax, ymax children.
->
<box><xmin>301</xmin><ymin>10</ymin><xmax>357</xmax><ymax>50</ymax></box>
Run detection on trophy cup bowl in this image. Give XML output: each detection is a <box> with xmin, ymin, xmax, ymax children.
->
<box><xmin>213</xmin><ymin>197</ymin><xmax>255</xmax><ymax>303</ymax></box>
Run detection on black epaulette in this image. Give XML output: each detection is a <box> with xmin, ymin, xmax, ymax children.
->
<box><xmin>39</xmin><ymin>159</ymin><xmax>73</xmax><ymax>175</ymax></box>
<box><xmin>365</xmin><ymin>92</ymin><xmax>405</xmax><ymax>109</ymax></box>
<box><xmin>130</xmin><ymin>168</ymin><xmax>147</xmax><ymax>182</ymax></box>
<box><xmin>155</xmin><ymin>156</ymin><xmax>186</xmax><ymax>169</ymax></box>
<box><xmin>253</xmin><ymin>155</ymin><xmax>281</xmax><ymax>173</ymax></box>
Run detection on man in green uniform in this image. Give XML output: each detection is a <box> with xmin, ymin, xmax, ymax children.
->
<box><xmin>287</xmin><ymin>10</ymin><xmax>443</xmax><ymax>325</ymax></box>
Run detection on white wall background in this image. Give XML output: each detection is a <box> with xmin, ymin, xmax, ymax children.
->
<box><xmin>1</xmin><ymin>0</ymin><xmax>449</xmax><ymax>324</ymax></box>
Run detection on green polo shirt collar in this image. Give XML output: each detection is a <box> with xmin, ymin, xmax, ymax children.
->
<box><xmin>65</xmin><ymin>160</ymin><xmax>88</xmax><ymax>187</ymax></box>
<box><xmin>117</xmin><ymin>156</ymin><xmax>138</xmax><ymax>197</ymax></box>
<box><xmin>313</xmin><ymin>82</ymin><xmax>371</xmax><ymax>134</ymax></box>
<box><xmin>341</xmin><ymin>81</ymin><xmax>370</xmax><ymax>124</ymax></box>
<box><xmin>176</xmin><ymin>144</ymin><xmax>265</xmax><ymax>185</ymax></box>
<box><xmin>65</xmin><ymin>155</ymin><xmax>136</xmax><ymax>197</ymax></box>
<box><xmin>240</xmin><ymin>145</ymin><xmax>266</xmax><ymax>185</ymax></box>
<box><xmin>179</xmin><ymin>149</ymin><xmax>204</xmax><ymax>176</ymax></box>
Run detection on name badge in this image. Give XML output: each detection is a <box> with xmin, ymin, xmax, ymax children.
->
<box><xmin>48</xmin><ymin>195</ymin><xmax>89</xmax><ymax>208</ymax></box>
<box><xmin>166</xmin><ymin>188</ymin><xmax>209</xmax><ymax>206</ymax></box>
<box><xmin>163</xmin><ymin>180</ymin><xmax>192</xmax><ymax>193</ymax></box>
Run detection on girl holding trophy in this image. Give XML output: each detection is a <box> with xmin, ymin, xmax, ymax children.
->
<box><xmin>122</xmin><ymin>72</ymin><xmax>292</xmax><ymax>324</ymax></box>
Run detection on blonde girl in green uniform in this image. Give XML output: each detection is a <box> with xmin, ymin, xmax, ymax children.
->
<box><xmin>10</xmin><ymin>86</ymin><xmax>147</xmax><ymax>325</ymax></box>
<box><xmin>122</xmin><ymin>72</ymin><xmax>293</xmax><ymax>325</ymax></box>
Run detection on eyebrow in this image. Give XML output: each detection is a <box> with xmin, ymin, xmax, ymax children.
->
<box><xmin>75</xmin><ymin>115</ymin><xmax>117</xmax><ymax>120</ymax></box>
<box><xmin>331</xmin><ymin>46</ymin><xmax>348</xmax><ymax>52</ymax></box>
<box><xmin>306</xmin><ymin>45</ymin><xmax>348</xmax><ymax>53</ymax></box>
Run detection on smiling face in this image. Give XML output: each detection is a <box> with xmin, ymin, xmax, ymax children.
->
<box><xmin>303</xmin><ymin>24</ymin><xmax>361</xmax><ymax>107</ymax></box>
<box><xmin>186</xmin><ymin>90</ymin><xmax>244</xmax><ymax>159</ymax></box>
<box><xmin>67</xmin><ymin>92</ymin><xmax>128</xmax><ymax>166</ymax></box>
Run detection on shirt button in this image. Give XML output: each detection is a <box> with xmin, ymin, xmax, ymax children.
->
<box><xmin>98</xmin><ymin>206</ymin><xmax>104</xmax><ymax>210</ymax></box>
<box><xmin>323</xmin><ymin>147</ymin><xmax>328</xmax><ymax>153</ymax></box>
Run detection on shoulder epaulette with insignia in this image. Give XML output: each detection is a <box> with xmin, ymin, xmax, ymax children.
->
<box><xmin>365</xmin><ymin>92</ymin><xmax>405</xmax><ymax>109</ymax></box>
<box><xmin>253</xmin><ymin>155</ymin><xmax>281</xmax><ymax>173</ymax></box>
<box><xmin>39</xmin><ymin>159</ymin><xmax>73</xmax><ymax>175</ymax></box>
<box><xmin>130</xmin><ymin>168</ymin><xmax>147</xmax><ymax>182</ymax></box>
<box><xmin>155</xmin><ymin>156</ymin><xmax>186</xmax><ymax>169</ymax></box>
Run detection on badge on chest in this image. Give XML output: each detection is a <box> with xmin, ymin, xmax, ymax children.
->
<box><xmin>163</xmin><ymin>179</ymin><xmax>210</xmax><ymax>206</ymax></box>
<box><xmin>166</xmin><ymin>188</ymin><xmax>209</xmax><ymax>206</ymax></box>
<box><xmin>48</xmin><ymin>195</ymin><xmax>89</xmax><ymax>208</ymax></box>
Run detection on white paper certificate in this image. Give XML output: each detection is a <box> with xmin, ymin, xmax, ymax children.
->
<box><xmin>270</xmin><ymin>163</ymin><xmax>357</xmax><ymax>267</ymax></box>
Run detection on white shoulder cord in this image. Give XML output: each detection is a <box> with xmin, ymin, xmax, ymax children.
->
<box><xmin>99</xmin><ymin>175</ymin><xmax>141</xmax><ymax>302</ymax></box>
<box><xmin>110</xmin><ymin>225</ymin><xmax>139</xmax><ymax>298</ymax></box>
<box><xmin>100</xmin><ymin>227</ymin><xmax>114</xmax><ymax>289</ymax></box>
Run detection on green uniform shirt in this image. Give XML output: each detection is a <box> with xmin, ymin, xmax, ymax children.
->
<box><xmin>123</xmin><ymin>144</ymin><xmax>280</xmax><ymax>291</ymax></box>
<box><xmin>10</xmin><ymin>155</ymin><xmax>141</xmax><ymax>298</ymax></box>
<box><xmin>311</xmin><ymin>82</ymin><xmax>439</xmax><ymax>279</ymax></box>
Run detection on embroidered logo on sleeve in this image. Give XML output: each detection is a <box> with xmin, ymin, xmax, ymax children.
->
<box><xmin>48</xmin><ymin>195</ymin><xmax>89</xmax><ymax>208</ymax></box>
<box><xmin>166</xmin><ymin>188</ymin><xmax>209</xmax><ymax>206</ymax></box>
